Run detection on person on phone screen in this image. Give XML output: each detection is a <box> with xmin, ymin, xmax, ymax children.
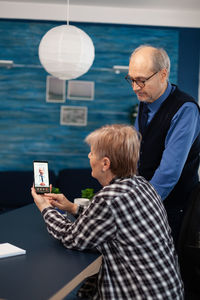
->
<box><xmin>39</xmin><ymin>168</ymin><xmax>45</xmax><ymax>186</ymax></box>
<box><xmin>35</xmin><ymin>167</ymin><xmax>47</xmax><ymax>187</ymax></box>
<box><xmin>31</xmin><ymin>124</ymin><xmax>184</xmax><ymax>300</ymax></box>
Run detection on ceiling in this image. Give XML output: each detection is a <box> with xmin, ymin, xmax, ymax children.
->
<box><xmin>2</xmin><ymin>0</ymin><xmax>200</xmax><ymax>11</ymax></box>
<box><xmin>1</xmin><ymin>0</ymin><xmax>200</xmax><ymax>28</ymax></box>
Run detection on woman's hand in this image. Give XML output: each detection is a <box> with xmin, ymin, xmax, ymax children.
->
<box><xmin>44</xmin><ymin>193</ymin><xmax>78</xmax><ymax>215</ymax></box>
<box><xmin>31</xmin><ymin>186</ymin><xmax>53</xmax><ymax>212</ymax></box>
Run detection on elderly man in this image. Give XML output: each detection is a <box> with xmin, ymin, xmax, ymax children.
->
<box><xmin>126</xmin><ymin>45</ymin><xmax>200</xmax><ymax>245</ymax></box>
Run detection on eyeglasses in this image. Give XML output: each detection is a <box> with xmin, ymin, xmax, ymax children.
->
<box><xmin>125</xmin><ymin>71</ymin><xmax>158</xmax><ymax>88</ymax></box>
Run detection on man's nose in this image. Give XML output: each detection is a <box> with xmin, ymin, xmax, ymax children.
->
<box><xmin>132</xmin><ymin>81</ymin><xmax>142</xmax><ymax>91</ymax></box>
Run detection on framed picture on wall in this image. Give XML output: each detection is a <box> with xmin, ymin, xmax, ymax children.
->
<box><xmin>67</xmin><ymin>80</ymin><xmax>94</xmax><ymax>100</ymax></box>
<box><xmin>60</xmin><ymin>106</ymin><xmax>88</xmax><ymax>126</ymax></box>
<box><xmin>46</xmin><ymin>76</ymin><xmax>66</xmax><ymax>103</ymax></box>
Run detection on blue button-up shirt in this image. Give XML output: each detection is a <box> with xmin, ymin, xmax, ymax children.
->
<box><xmin>135</xmin><ymin>82</ymin><xmax>200</xmax><ymax>200</ymax></box>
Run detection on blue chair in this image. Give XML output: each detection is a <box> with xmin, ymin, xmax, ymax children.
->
<box><xmin>0</xmin><ymin>170</ymin><xmax>56</xmax><ymax>213</ymax></box>
<box><xmin>57</xmin><ymin>169</ymin><xmax>101</xmax><ymax>202</ymax></box>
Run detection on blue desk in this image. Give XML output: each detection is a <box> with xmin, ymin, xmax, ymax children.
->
<box><xmin>0</xmin><ymin>204</ymin><xmax>102</xmax><ymax>300</ymax></box>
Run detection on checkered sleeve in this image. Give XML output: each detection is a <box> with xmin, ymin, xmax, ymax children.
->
<box><xmin>42</xmin><ymin>196</ymin><xmax>116</xmax><ymax>250</ymax></box>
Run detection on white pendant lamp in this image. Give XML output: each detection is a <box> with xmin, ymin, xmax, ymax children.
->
<box><xmin>38</xmin><ymin>0</ymin><xmax>95</xmax><ymax>80</ymax></box>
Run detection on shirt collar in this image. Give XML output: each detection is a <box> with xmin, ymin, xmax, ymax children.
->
<box><xmin>147</xmin><ymin>82</ymin><xmax>172</xmax><ymax>112</ymax></box>
<box><xmin>109</xmin><ymin>176</ymin><xmax>132</xmax><ymax>185</ymax></box>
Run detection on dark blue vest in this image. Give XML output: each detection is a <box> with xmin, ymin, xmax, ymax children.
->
<box><xmin>138</xmin><ymin>86</ymin><xmax>200</xmax><ymax>210</ymax></box>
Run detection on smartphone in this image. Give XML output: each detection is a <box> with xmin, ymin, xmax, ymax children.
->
<box><xmin>33</xmin><ymin>160</ymin><xmax>50</xmax><ymax>194</ymax></box>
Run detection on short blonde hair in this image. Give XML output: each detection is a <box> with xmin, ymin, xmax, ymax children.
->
<box><xmin>85</xmin><ymin>124</ymin><xmax>141</xmax><ymax>177</ymax></box>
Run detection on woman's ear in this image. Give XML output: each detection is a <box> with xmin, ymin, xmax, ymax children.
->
<box><xmin>102</xmin><ymin>157</ymin><xmax>110</xmax><ymax>172</ymax></box>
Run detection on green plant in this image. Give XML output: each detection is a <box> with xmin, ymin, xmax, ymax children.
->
<box><xmin>81</xmin><ymin>188</ymin><xmax>94</xmax><ymax>200</ymax></box>
<box><xmin>51</xmin><ymin>187</ymin><xmax>60</xmax><ymax>194</ymax></box>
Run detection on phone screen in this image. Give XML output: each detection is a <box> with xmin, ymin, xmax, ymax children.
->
<box><xmin>33</xmin><ymin>161</ymin><xmax>50</xmax><ymax>193</ymax></box>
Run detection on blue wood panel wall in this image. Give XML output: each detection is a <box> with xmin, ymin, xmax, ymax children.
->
<box><xmin>0</xmin><ymin>20</ymin><xmax>178</xmax><ymax>173</ymax></box>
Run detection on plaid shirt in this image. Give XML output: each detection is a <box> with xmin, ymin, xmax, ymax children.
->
<box><xmin>42</xmin><ymin>176</ymin><xmax>184</xmax><ymax>299</ymax></box>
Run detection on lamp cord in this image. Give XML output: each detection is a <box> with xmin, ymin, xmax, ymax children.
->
<box><xmin>67</xmin><ymin>0</ymin><xmax>69</xmax><ymax>26</ymax></box>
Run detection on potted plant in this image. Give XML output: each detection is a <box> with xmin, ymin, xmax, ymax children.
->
<box><xmin>81</xmin><ymin>188</ymin><xmax>94</xmax><ymax>200</ymax></box>
<box><xmin>74</xmin><ymin>188</ymin><xmax>94</xmax><ymax>207</ymax></box>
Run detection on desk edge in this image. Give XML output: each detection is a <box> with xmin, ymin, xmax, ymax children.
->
<box><xmin>48</xmin><ymin>255</ymin><xmax>102</xmax><ymax>300</ymax></box>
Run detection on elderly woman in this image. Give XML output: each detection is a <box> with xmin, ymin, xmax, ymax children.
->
<box><xmin>31</xmin><ymin>124</ymin><xmax>184</xmax><ymax>300</ymax></box>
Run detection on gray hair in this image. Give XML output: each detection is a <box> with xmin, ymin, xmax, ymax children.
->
<box><xmin>131</xmin><ymin>45</ymin><xmax>171</xmax><ymax>77</ymax></box>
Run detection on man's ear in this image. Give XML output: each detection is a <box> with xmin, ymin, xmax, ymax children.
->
<box><xmin>160</xmin><ymin>68</ymin><xmax>168</xmax><ymax>82</ymax></box>
<box><xmin>102</xmin><ymin>157</ymin><xmax>110</xmax><ymax>172</ymax></box>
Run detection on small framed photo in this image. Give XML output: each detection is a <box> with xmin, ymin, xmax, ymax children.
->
<box><xmin>60</xmin><ymin>106</ymin><xmax>88</xmax><ymax>126</ymax></box>
<box><xmin>46</xmin><ymin>76</ymin><xmax>66</xmax><ymax>103</ymax></box>
<box><xmin>67</xmin><ymin>80</ymin><xmax>94</xmax><ymax>101</ymax></box>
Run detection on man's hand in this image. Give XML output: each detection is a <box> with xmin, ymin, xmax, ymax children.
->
<box><xmin>44</xmin><ymin>193</ymin><xmax>78</xmax><ymax>215</ymax></box>
<box><xmin>31</xmin><ymin>186</ymin><xmax>53</xmax><ymax>212</ymax></box>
